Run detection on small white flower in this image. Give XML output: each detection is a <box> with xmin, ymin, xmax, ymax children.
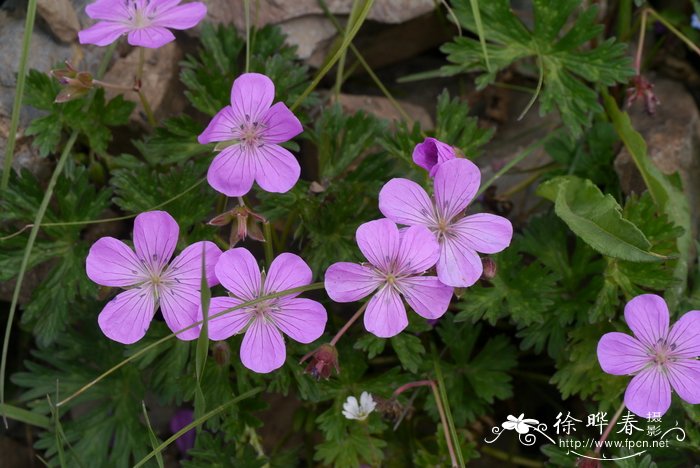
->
<box><xmin>502</xmin><ymin>414</ymin><xmax>539</xmax><ymax>434</ymax></box>
<box><xmin>342</xmin><ymin>391</ymin><xmax>377</xmax><ymax>421</ymax></box>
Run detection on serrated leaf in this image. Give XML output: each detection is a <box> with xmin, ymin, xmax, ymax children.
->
<box><xmin>537</xmin><ymin>176</ymin><xmax>666</xmax><ymax>262</ymax></box>
<box><xmin>390</xmin><ymin>334</ymin><xmax>425</xmax><ymax>373</ymax></box>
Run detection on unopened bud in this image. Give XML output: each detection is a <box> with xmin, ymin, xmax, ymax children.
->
<box><xmin>50</xmin><ymin>62</ymin><xmax>93</xmax><ymax>103</ymax></box>
<box><xmin>212</xmin><ymin>341</ymin><xmax>230</xmax><ymax>366</ymax></box>
<box><xmin>372</xmin><ymin>396</ymin><xmax>407</xmax><ymax>422</ymax></box>
<box><xmin>481</xmin><ymin>257</ymin><xmax>497</xmax><ymax>280</ymax></box>
<box><xmin>208</xmin><ymin>206</ymin><xmax>267</xmax><ymax>246</ymax></box>
<box><xmin>300</xmin><ymin>343</ymin><xmax>339</xmax><ymax>380</ymax></box>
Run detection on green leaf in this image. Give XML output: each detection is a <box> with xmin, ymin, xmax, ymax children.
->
<box><xmin>390</xmin><ymin>334</ymin><xmax>425</xmax><ymax>374</ymax></box>
<box><xmin>604</xmin><ymin>93</ymin><xmax>691</xmax><ymax>306</ymax></box>
<box><xmin>537</xmin><ymin>175</ymin><xmax>666</xmax><ymax>262</ymax></box>
<box><xmin>442</xmin><ymin>0</ymin><xmax>633</xmax><ymax>136</ymax></box>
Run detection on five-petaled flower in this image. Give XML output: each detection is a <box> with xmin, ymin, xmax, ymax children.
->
<box><xmin>502</xmin><ymin>414</ymin><xmax>539</xmax><ymax>434</ymax></box>
<box><xmin>597</xmin><ymin>294</ymin><xmax>700</xmax><ymax>417</ymax></box>
<box><xmin>198</xmin><ymin>73</ymin><xmax>303</xmax><ymax>197</ymax></box>
<box><xmin>379</xmin><ymin>158</ymin><xmax>513</xmax><ymax>288</ymax></box>
<box><xmin>412</xmin><ymin>137</ymin><xmax>456</xmax><ymax>177</ymax></box>
<box><xmin>86</xmin><ymin>210</ymin><xmax>222</xmax><ymax>344</ymax></box>
<box><xmin>79</xmin><ymin>0</ymin><xmax>207</xmax><ymax>49</ymax></box>
<box><xmin>325</xmin><ymin>218</ymin><xmax>453</xmax><ymax>338</ymax></box>
<box><xmin>203</xmin><ymin>248</ymin><xmax>327</xmax><ymax>373</ymax></box>
<box><xmin>342</xmin><ymin>392</ymin><xmax>376</xmax><ymax>421</ymax></box>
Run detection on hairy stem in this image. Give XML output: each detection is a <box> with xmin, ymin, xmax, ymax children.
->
<box><xmin>594</xmin><ymin>402</ymin><xmax>626</xmax><ymax>455</ymax></box>
<box><xmin>329</xmin><ymin>302</ymin><xmax>368</xmax><ymax>346</ymax></box>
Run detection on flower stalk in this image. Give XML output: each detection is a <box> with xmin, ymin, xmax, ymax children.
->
<box><xmin>393</xmin><ymin>380</ymin><xmax>459</xmax><ymax>467</ymax></box>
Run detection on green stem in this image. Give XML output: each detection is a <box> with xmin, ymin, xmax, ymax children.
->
<box><xmin>137</xmin><ymin>90</ymin><xmax>157</xmax><ymax>127</ymax></box>
<box><xmin>432</xmin><ymin>346</ymin><xmax>464</xmax><ymax>467</ymax></box>
<box><xmin>317</xmin><ymin>0</ymin><xmax>416</xmax><ymax>128</ymax></box>
<box><xmin>617</xmin><ymin>0</ymin><xmax>632</xmax><ymax>41</ymax></box>
<box><xmin>134</xmin><ymin>387</ymin><xmax>263</xmax><ymax>468</ymax></box>
<box><xmin>476</xmin><ymin>135</ymin><xmax>551</xmax><ymax>197</ymax></box>
<box><xmin>647</xmin><ymin>8</ymin><xmax>700</xmax><ymax>58</ymax></box>
<box><xmin>263</xmin><ymin>221</ymin><xmax>274</xmax><ymax>267</ymax></box>
<box><xmin>0</xmin><ymin>131</ymin><xmax>77</xmax><ymax>427</ymax></box>
<box><xmin>57</xmin><ymin>283</ymin><xmax>325</xmax><ymax>408</ymax></box>
<box><xmin>289</xmin><ymin>0</ymin><xmax>374</xmax><ymax>112</ymax></box>
<box><xmin>0</xmin><ymin>177</ymin><xmax>205</xmax><ymax>241</ymax></box>
<box><xmin>1</xmin><ymin>0</ymin><xmax>39</xmax><ymax>190</ymax></box>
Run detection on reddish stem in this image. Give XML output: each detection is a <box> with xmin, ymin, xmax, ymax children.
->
<box><xmin>594</xmin><ymin>402</ymin><xmax>626</xmax><ymax>455</ymax></box>
<box><xmin>393</xmin><ymin>380</ymin><xmax>459</xmax><ymax>467</ymax></box>
<box><xmin>329</xmin><ymin>302</ymin><xmax>368</xmax><ymax>346</ymax></box>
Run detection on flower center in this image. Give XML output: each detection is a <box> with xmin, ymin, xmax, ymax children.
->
<box><xmin>234</xmin><ymin>115</ymin><xmax>267</xmax><ymax>150</ymax></box>
<box><xmin>650</xmin><ymin>338</ymin><xmax>678</xmax><ymax>367</ymax></box>
<box><xmin>128</xmin><ymin>2</ymin><xmax>153</xmax><ymax>28</ymax></box>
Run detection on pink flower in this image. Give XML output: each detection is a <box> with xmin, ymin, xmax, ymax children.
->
<box><xmin>412</xmin><ymin>137</ymin><xmax>455</xmax><ymax>177</ymax></box>
<box><xmin>324</xmin><ymin>219</ymin><xmax>453</xmax><ymax>338</ymax></box>
<box><xmin>198</xmin><ymin>73</ymin><xmax>303</xmax><ymax>197</ymax></box>
<box><xmin>86</xmin><ymin>211</ymin><xmax>221</xmax><ymax>344</ymax></box>
<box><xmin>204</xmin><ymin>249</ymin><xmax>327</xmax><ymax>374</ymax></box>
<box><xmin>378</xmin><ymin>158</ymin><xmax>513</xmax><ymax>288</ymax></box>
<box><xmin>79</xmin><ymin>0</ymin><xmax>207</xmax><ymax>48</ymax></box>
<box><xmin>597</xmin><ymin>294</ymin><xmax>700</xmax><ymax>417</ymax></box>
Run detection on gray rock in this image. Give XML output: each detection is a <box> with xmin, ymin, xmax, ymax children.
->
<box><xmin>614</xmin><ymin>77</ymin><xmax>700</xmax><ymax>240</ymax></box>
<box><xmin>37</xmin><ymin>0</ymin><xmax>80</xmax><ymax>43</ymax></box>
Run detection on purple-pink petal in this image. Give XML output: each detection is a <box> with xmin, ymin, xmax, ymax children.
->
<box><xmin>197</xmin><ymin>106</ymin><xmax>237</xmax><ymax>144</ymax></box>
<box><xmin>624</xmin><ymin>294</ymin><xmax>669</xmax><ymax>349</ymax></box>
<box><xmin>666</xmin><ymin>359</ymin><xmax>700</xmax><ymax>404</ymax></box>
<box><xmin>214</xmin><ymin>248</ymin><xmax>261</xmax><ymax>301</ymax></box>
<box><xmin>206</xmin><ymin>296</ymin><xmax>252</xmax><ymax>341</ymax></box>
<box><xmin>264</xmin><ymin>253</ymin><xmax>311</xmax><ymax>295</ymax></box>
<box><xmin>261</xmin><ymin>102</ymin><xmax>303</xmax><ymax>144</ymax></box>
<box><xmin>127</xmin><ymin>26</ymin><xmax>175</xmax><ymax>48</ymax></box>
<box><xmin>253</xmin><ymin>144</ymin><xmax>301</xmax><ymax>194</ymax></box>
<box><xmin>412</xmin><ymin>137</ymin><xmax>456</xmax><ymax>176</ymax></box>
<box><xmin>151</xmin><ymin>1</ymin><xmax>207</xmax><ymax>29</ymax></box>
<box><xmin>98</xmin><ymin>287</ymin><xmax>155</xmax><ymax>344</ymax></box>
<box><xmin>207</xmin><ymin>145</ymin><xmax>256</xmax><ymax>197</ymax></box>
<box><xmin>86</xmin><ymin>237</ymin><xmax>144</xmax><ymax>287</ymax></box>
<box><xmin>364</xmin><ymin>286</ymin><xmax>408</xmax><ymax>338</ymax></box>
<box><xmin>437</xmin><ymin>235</ymin><xmax>482</xmax><ymax>287</ymax></box>
<box><xmin>597</xmin><ymin>332</ymin><xmax>650</xmax><ymax>375</ymax></box>
<box><xmin>133</xmin><ymin>211</ymin><xmax>179</xmax><ymax>272</ymax></box>
<box><xmin>398</xmin><ymin>276</ymin><xmax>453</xmax><ymax>320</ymax></box>
<box><xmin>378</xmin><ymin>178</ymin><xmax>434</xmax><ymax>227</ymax></box>
<box><xmin>452</xmin><ymin>213</ymin><xmax>513</xmax><ymax>254</ymax></box>
<box><xmin>159</xmin><ymin>286</ymin><xmax>201</xmax><ymax>340</ymax></box>
<box><xmin>356</xmin><ymin>219</ymin><xmax>401</xmax><ymax>273</ymax></box>
<box><xmin>78</xmin><ymin>22</ymin><xmax>130</xmax><ymax>46</ymax></box>
<box><xmin>624</xmin><ymin>367</ymin><xmax>671</xmax><ymax>417</ymax></box>
<box><xmin>241</xmin><ymin>317</ymin><xmax>286</xmax><ymax>373</ymax></box>
<box><xmin>395</xmin><ymin>225</ymin><xmax>439</xmax><ymax>275</ymax></box>
<box><xmin>270</xmin><ymin>297</ymin><xmax>327</xmax><ymax>344</ymax></box>
<box><xmin>166</xmin><ymin>241</ymin><xmax>222</xmax><ymax>288</ymax></box>
<box><xmin>324</xmin><ymin>262</ymin><xmax>381</xmax><ymax>302</ymax></box>
<box><xmin>230</xmin><ymin>73</ymin><xmax>275</xmax><ymax>122</ymax></box>
<box><xmin>85</xmin><ymin>0</ymin><xmax>130</xmax><ymax>21</ymax></box>
<box><xmin>666</xmin><ymin>310</ymin><xmax>700</xmax><ymax>358</ymax></box>
<box><xmin>433</xmin><ymin>158</ymin><xmax>481</xmax><ymax>222</ymax></box>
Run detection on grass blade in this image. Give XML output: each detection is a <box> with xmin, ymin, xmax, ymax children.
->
<box><xmin>0</xmin><ymin>403</ymin><xmax>49</xmax><ymax>428</ymax></box>
<box><xmin>1</xmin><ymin>0</ymin><xmax>38</xmax><ymax>190</ymax></box>
<box><xmin>133</xmin><ymin>387</ymin><xmax>263</xmax><ymax>468</ymax></box>
<box><xmin>142</xmin><ymin>402</ymin><xmax>165</xmax><ymax>468</ymax></box>
<box><xmin>194</xmin><ymin>245</ymin><xmax>210</xmax><ymax>420</ymax></box>
<box><xmin>468</xmin><ymin>0</ymin><xmax>491</xmax><ymax>73</ymax></box>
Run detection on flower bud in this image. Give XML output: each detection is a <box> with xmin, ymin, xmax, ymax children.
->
<box><xmin>481</xmin><ymin>257</ymin><xmax>497</xmax><ymax>280</ymax></box>
<box><xmin>208</xmin><ymin>206</ymin><xmax>267</xmax><ymax>246</ymax></box>
<box><xmin>300</xmin><ymin>343</ymin><xmax>339</xmax><ymax>380</ymax></box>
<box><xmin>50</xmin><ymin>62</ymin><xmax>93</xmax><ymax>103</ymax></box>
<box><xmin>212</xmin><ymin>341</ymin><xmax>230</xmax><ymax>366</ymax></box>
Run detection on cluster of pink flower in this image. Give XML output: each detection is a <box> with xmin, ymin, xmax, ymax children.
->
<box><xmin>79</xmin><ymin>1</ymin><xmax>699</xmax><ymax>418</ymax></box>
